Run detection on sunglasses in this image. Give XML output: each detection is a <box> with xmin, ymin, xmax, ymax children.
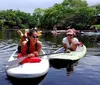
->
<box><xmin>32</xmin><ymin>36</ymin><xmax>38</xmax><ymax>38</ymax></box>
<box><xmin>67</xmin><ymin>34</ymin><xmax>73</xmax><ymax>36</ymax></box>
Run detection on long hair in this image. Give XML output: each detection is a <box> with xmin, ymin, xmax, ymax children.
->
<box><xmin>28</xmin><ymin>29</ymin><xmax>37</xmax><ymax>36</ymax></box>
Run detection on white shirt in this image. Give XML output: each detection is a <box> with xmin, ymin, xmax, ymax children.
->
<box><xmin>62</xmin><ymin>37</ymin><xmax>79</xmax><ymax>49</ymax></box>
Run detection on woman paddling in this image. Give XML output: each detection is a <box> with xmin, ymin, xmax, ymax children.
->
<box><xmin>62</xmin><ymin>29</ymin><xmax>80</xmax><ymax>53</ymax></box>
<box><xmin>17</xmin><ymin>29</ymin><xmax>42</xmax><ymax>57</ymax></box>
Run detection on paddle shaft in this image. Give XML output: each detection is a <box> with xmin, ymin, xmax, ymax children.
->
<box><xmin>7</xmin><ymin>52</ymin><xmax>65</xmax><ymax>67</ymax></box>
<box><xmin>39</xmin><ymin>52</ymin><xmax>65</xmax><ymax>56</ymax></box>
<box><xmin>7</xmin><ymin>57</ymin><xmax>26</xmax><ymax>66</ymax></box>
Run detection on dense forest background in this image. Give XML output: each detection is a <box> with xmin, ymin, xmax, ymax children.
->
<box><xmin>0</xmin><ymin>0</ymin><xmax>100</xmax><ymax>30</ymax></box>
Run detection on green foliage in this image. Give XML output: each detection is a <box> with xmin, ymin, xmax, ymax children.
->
<box><xmin>0</xmin><ymin>9</ymin><xmax>34</xmax><ymax>29</ymax></box>
<box><xmin>61</xmin><ymin>0</ymin><xmax>88</xmax><ymax>8</ymax></box>
<box><xmin>73</xmin><ymin>7</ymin><xmax>96</xmax><ymax>24</ymax></box>
<box><xmin>0</xmin><ymin>0</ymin><xmax>99</xmax><ymax>30</ymax></box>
<box><xmin>0</xmin><ymin>20</ymin><xmax>4</xmax><ymax>27</ymax></box>
<box><xmin>76</xmin><ymin>23</ymin><xmax>86</xmax><ymax>30</ymax></box>
<box><xmin>20</xmin><ymin>24</ymin><xmax>29</xmax><ymax>29</ymax></box>
<box><xmin>39</xmin><ymin>0</ymin><xmax>95</xmax><ymax>29</ymax></box>
<box><xmin>95</xmin><ymin>5</ymin><xmax>100</xmax><ymax>13</ymax></box>
<box><xmin>91</xmin><ymin>24</ymin><xmax>100</xmax><ymax>29</ymax></box>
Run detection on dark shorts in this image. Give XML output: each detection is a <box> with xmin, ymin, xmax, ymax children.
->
<box><xmin>17</xmin><ymin>45</ymin><xmax>21</xmax><ymax>53</ymax></box>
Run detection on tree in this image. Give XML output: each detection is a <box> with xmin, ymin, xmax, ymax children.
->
<box><xmin>62</xmin><ymin>0</ymin><xmax>88</xmax><ymax>8</ymax></box>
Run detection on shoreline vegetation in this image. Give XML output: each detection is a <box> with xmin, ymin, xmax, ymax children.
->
<box><xmin>0</xmin><ymin>0</ymin><xmax>100</xmax><ymax>31</ymax></box>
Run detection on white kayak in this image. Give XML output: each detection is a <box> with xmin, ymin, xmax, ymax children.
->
<box><xmin>6</xmin><ymin>50</ymin><xmax>49</xmax><ymax>84</ymax></box>
<box><xmin>49</xmin><ymin>45</ymin><xmax>87</xmax><ymax>61</ymax></box>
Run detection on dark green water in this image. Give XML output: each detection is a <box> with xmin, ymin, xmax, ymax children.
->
<box><xmin>0</xmin><ymin>29</ymin><xmax>100</xmax><ymax>85</ymax></box>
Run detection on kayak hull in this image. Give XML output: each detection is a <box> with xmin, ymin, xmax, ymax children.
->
<box><xmin>50</xmin><ymin>59</ymin><xmax>78</xmax><ymax>69</ymax></box>
<box><xmin>6</xmin><ymin>73</ymin><xmax>47</xmax><ymax>85</ymax></box>
<box><xmin>49</xmin><ymin>45</ymin><xmax>87</xmax><ymax>68</ymax></box>
<box><xmin>6</xmin><ymin>50</ymin><xmax>49</xmax><ymax>85</ymax></box>
<box><xmin>50</xmin><ymin>45</ymin><xmax>87</xmax><ymax>60</ymax></box>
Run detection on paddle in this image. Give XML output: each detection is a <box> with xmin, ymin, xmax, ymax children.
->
<box><xmin>7</xmin><ymin>52</ymin><xmax>65</xmax><ymax>66</ymax></box>
<box><xmin>40</xmin><ymin>52</ymin><xmax>65</xmax><ymax>56</ymax></box>
<box><xmin>7</xmin><ymin>57</ymin><xmax>26</xmax><ymax>66</ymax></box>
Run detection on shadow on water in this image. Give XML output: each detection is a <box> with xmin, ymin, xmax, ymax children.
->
<box><xmin>50</xmin><ymin>59</ymin><xmax>79</xmax><ymax>76</ymax></box>
<box><xmin>6</xmin><ymin>73</ymin><xmax>47</xmax><ymax>85</ymax></box>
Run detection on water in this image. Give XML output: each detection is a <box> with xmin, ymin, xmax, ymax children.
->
<box><xmin>0</xmin><ymin>30</ymin><xmax>100</xmax><ymax>85</ymax></box>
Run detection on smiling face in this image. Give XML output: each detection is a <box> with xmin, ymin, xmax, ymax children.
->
<box><xmin>66</xmin><ymin>29</ymin><xmax>74</xmax><ymax>39</ymax></box>
<box><xmin>32</xmin><ymin>31</ymin><xmax>38</xmax><ymax>41</ymax></box>
<box><xmin>29</xmin><ymin>30</ymin><xmax>38</xmax><ymax>44</ymax></box>
<box><xmin>67</xmin><ymin>34</ymin><xmax>74</xmax><ymax>40</ymax></box>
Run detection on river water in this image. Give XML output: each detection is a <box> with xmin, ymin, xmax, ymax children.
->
<box><xmin>0</xmin><ymin>30</ymin><xmax>100</xmax><ymax>85</ymax></box>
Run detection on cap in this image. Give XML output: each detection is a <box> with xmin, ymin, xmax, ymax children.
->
<box><xmin>66</xmin><ymin>29</ymin><xmax>74</xmax><ymax>35</ymax></box>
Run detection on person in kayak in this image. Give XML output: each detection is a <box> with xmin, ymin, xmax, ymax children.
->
<box><xmin>18</xmin><ymin>29</ymin><xmax>42</xmax><ymax>58</ymax></box>
<box><xmin>17</xmin><ymin>28</ymin><xmax>38</xmax><ymax>53</ymax></box>
<box><xmin>62</xmin><ymin>29</ymin><xmax>79</xmax><ymax>53</ymax></box>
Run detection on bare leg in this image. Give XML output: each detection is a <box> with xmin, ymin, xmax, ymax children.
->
<box><xmin>24</xmin><ymin>29</ymin><xmax>29</xmax><ymax>37</ymax></box>
<box><xmin>17</xmin><ymin>30</ymin><xmax>23</xmax><ymax>37</ymax></box>
<box><xmin>63</xmin><ymin>44</ymin><xmax>68</xmax><ymax>51</ymax></box>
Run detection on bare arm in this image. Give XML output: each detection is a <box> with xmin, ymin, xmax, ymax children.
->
<box><xmin>71</xmin><ymin>43</ymin><xmax>77</xmax><ymax>51</ymax></box>
<box><xmin>37</xmin><ymin>41</ymin><xmax>42</xmax><ymax>54</ymax></box>
<box><xmin>21</xmin><ymin>41</ymin><xmax>28</xmax><ymax>56</ymax></box>
<box><xmin>63</xmin><ymin>43</ymin><xmax>68</xmax><ymax>51</ymax></box>
<box><xmin>17</xmin><ymin>30</ymin><xmax>23</xmax><ymax>37</ymax></box>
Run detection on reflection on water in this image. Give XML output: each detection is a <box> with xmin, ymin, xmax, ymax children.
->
<box><xmin>0</xmin><ymin>29</ymin><xmax>100</xmax><ymax>85</ymax></box>
<box><xmin>66</xmin><ymin>62</ymin><xmax>78</xmax><ymax>76</ymax></box>
<box><xmin>51</xmin><ymin>62</ymin><xmax>78</xmax><ymax>76</ymax></box>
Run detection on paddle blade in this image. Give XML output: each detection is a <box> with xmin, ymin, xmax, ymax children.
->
<box><xmin>7</xmin><ymin>57</ymin><xmax>26</xmax><ymax>66</ymax></box>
